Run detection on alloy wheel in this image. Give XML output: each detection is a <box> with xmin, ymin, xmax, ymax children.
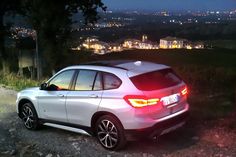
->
<box><xmin>97</xmin><ymin>120</ymin><xmax>118</xmax><ymax>148</ymax></box>
<box><xmin>21</xmin><ymin>104</ymin><xmax>35</xmax><ymax>129</ymax></box>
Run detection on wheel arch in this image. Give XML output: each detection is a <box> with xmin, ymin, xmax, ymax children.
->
<box><xmin>18</xmin><ymin>99</ymin><xmax>35</xmax><ymax>118</ymax></box>
<box><xmin>91</xmin><ymin>111</ymin><xmax>124</xmax><ymax>134</ymax></box>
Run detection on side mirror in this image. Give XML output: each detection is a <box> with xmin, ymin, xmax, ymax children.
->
<box><xmin>40</xmin><ymin>83</ymin><xmax>48</xmax><ymax>90</ymax></box>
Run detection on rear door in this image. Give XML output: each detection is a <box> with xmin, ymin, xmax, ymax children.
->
<box><xmin>66</xmin><ymin>70</ymin><xmax>103</xmax><ymax>126</ymax></box>
<box><xmin>130</xmin><ymin>68</ymin><xmax>187</xmax><ymax>119</ymax></box>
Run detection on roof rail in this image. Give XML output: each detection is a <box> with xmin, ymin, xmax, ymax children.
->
<box><xmin>80</xmin><ymin>60</ymin><xmax>134</xmax><ymax>70</ymax></box>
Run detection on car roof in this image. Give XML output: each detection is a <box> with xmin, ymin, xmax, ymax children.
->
<box><xmin>64</xmin><ymin>60</ymin><xmax>169</xmax><ymax>77</ymax></box>
<box><xmin>115</xmin><ymin>61</ymin><xmax>169</xmax><ymax>77</ymax></box>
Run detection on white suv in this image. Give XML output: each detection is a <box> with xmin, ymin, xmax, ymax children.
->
<box><xmin>16</xmin><ymin>60</ymin><xmax>189</xmax><ymax>150</ymax></box>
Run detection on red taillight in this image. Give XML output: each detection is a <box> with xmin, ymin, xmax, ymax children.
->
<box><xmin>124</xmin><ymin>95</ymin><xmax>159</xmax><ymax>108</ymax></box>
<box><xmin>181</xmin><ymin>87</ymin><xmax>188</xmax><ymax>96</ymax></box>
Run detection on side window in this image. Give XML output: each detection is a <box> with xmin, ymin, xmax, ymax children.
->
<box><xmin>103</xmin><ymin>73</ymin><xmax>121</xmax><ymax>90</ymax></box>
<box><xmin>93</xmin><ymin>72</ymin><xmax>103</xmax><ymax>90</ymax></box>
<box><xmin>49</xmin><ymin>70</ymin><xmax>75</xmax><ymax>90</ymax></box>
<box><xmin>75</xmin><ymin>70</ymin><xmax>97</xmax><ymax>91</ymax></box>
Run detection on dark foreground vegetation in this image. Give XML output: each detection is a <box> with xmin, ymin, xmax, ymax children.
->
<box><xmin>61</xmin><ymin>48</ymin><xmax>236</xmax><ymax>124</ymax></box>
<box><xmin>1</xmin><ymin>48</ymin><xmax>236</xmax><ymax>122</ymax></box>
<box><xmin>93</xmin><ymin>49</ymin><xmax>236</xmax><ymax>123</ymax></box>
<box><xmin>0</xmin><ymin>48</ymin><xmax>236</xmax><ymax>156</ymax></box>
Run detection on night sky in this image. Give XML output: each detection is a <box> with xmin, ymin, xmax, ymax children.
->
<box><xmin>103</xmin><ymin>0</ymin><xmax>236</xmax><ymax>11</ymax></box>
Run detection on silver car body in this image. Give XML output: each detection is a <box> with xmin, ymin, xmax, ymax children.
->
<box><xmin>16</xmin><ymin>61</ymin><xmax>189</xmax><ymax>136</ymax></box>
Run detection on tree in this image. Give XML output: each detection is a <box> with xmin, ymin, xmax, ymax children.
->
<box><xmin>22</xmin><ymin>0</ymin><xmax>106</xmax><ymax>75</ymax></box>
<box><xmin>0</xmin><ymin>0</ymin><xmax>21</xmax><ymax>73</ymax></box>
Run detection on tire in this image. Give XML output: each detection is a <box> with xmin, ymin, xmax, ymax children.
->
<box><xmin>20</xmin><ymin>102</ymin><xmax>40</xmax><ymax>130</ymax></box>
<box><xmin>95</xmin><ymin>115</ymin><xmax>127</xmax><ymax>150</ymax></box>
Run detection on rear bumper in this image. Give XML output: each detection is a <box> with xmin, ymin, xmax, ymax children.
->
<box><xmin>124</xmin><ymin>111</ymin><xmax>189</xmax><ymax>140</ymax></box>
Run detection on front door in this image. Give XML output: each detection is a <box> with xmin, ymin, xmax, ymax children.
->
<box><xmin>38</xmin><ymin>70</ymin><xmax>75</xmax><ymax>122</ymax></box>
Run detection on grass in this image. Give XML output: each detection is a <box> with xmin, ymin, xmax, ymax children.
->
<box><xmin>93</xmin><ymin>49</ymin><xmax>236</xmax><ymax>67</ymax></box>
<box><xmin>206</xmin><ymin>40</ymin><xmax>236</xmax><ymax>49</ymax></box>
<box><xmin>0</xmin><ymin>72</ymin><xmax>40</xmax><ymax>91</ymax></box>
<box><xmin>92</xmin><ymin>48</ymin><xmax>236</xmax><ymax>91</ymax></box>
<box><xmin>189</xmin><ymin>92</ymin><xmax>235</xmax><ymax>122</ymax></box>
<box><xmin>1</xmin><ymin>48</ymin><xmax>236</xmax><ymax>122</ymax></box>
<box><xmin>92</xmin><ymin>48</ymin><xmax>236</xmax><ymax>121</ymax></box>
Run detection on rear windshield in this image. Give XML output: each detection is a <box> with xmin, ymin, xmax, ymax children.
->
<box><xmin>130</xmin><ymin>68</ymin><xmax>182</xmax><ymax>91</ymax></box>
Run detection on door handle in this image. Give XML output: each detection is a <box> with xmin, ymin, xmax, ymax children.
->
<box><xmin>89</xmin><ymin>94</ymin><xmax>98</xmax><ymax>98</ymax></box>
<box><xmin>57</xmin><ymin>94</ymin><xmax>64</xmax><ymax>98</ymax></box>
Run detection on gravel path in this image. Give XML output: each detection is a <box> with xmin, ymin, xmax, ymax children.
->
<box><xmin>0</xmin><ymin>86</ymin><xmax>236</xmax><ymax>157</ymax></box>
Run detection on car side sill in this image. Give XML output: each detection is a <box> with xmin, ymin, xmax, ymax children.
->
<box><xmin>39</xmin><ymin>119</ymin><xmax>93</xmax><ymax>136</ymax></box>
<box><xmin>43</xmin><ymin>123</ymin><xmax>92</xmax><ymax>136</ymax></box>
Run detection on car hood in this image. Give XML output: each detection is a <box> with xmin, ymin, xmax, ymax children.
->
<box><xmin>19</xmin><ymin>87</ymin><xmax>40</xmax><ymax>94</ymax></box>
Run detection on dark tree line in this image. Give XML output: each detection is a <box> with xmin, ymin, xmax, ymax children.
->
<box><xmin>0</xmin><ymin>0</ymin><xmax>21</xmax><ymax>73</ymax></box>
<box><xmin>0</xmin><ymin>0</ymin><xmax>106</xmax><ymax>76</ymax></box>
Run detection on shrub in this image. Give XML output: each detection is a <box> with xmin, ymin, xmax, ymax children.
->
<box><xmin>0</xmin><ymin>72</ymin><xmax>40</xmax><ymax>91</ymax></box>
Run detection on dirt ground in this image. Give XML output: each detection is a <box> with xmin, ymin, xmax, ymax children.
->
<box><xmin>0</xmin><ymin>86</ymin><xmax>236</xmax><ymax>157</ymax></box>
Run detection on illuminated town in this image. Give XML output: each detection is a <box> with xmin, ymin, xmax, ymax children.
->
<box><xmin>8</xmin><ymin>9</ymin><xmax>235</xmax><ymax>54</ymax></box>
<box><xmin>72</xmin><ymin>35</ymin><xmax>204</xmax><ymax>54</ymax></box>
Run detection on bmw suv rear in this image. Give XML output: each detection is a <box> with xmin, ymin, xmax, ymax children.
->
<box><xmin>16</xmin><ymin>60</ymin><xmax>189</xmax><ymax>150</ymax></box>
